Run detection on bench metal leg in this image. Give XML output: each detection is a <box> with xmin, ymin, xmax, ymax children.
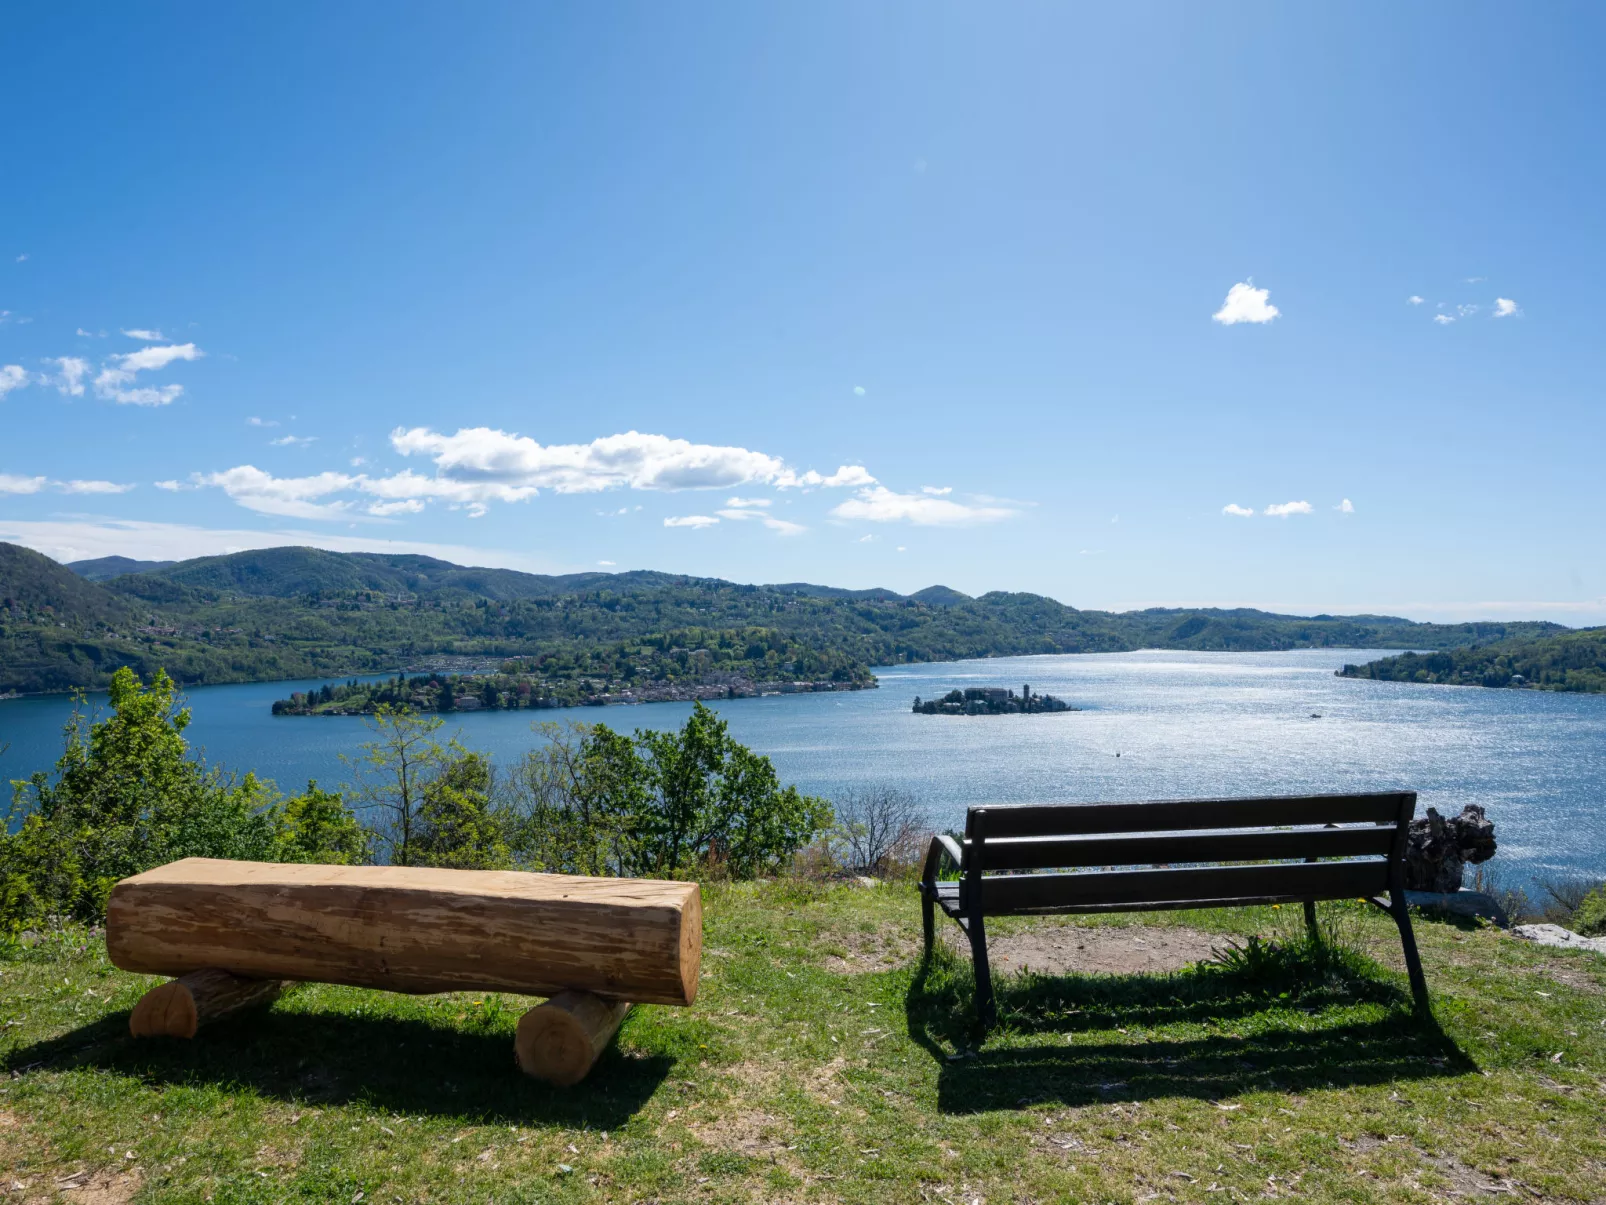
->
<box><xmin>1303</xmin><ymin>900</ymin><xmax>1320</xmax><ymax>942</ymax></box>
<box><xmin>1389</xmin><ymin>891</ymin><xmax>1431</xmax><ymax>1013</ymax></box>
<box><xmin>968</xmin><ymin>913</ymin><xmax>997</xmax><ymax>1033</ymax></box>
<box><xmin>921</xmin><ymin>887</ymin><xmax>935</xmax><ymax>956</ymax></box>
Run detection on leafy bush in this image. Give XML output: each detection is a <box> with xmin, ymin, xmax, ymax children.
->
<box><xmin>1</xmin><ymin>668</ymin><xmax>368</xmax><ymax>927</ymax></box>
<box><xmin>1569</xmin><ymin>883</ymin><xmax>1606</xmax><ymax>936</ymax></box>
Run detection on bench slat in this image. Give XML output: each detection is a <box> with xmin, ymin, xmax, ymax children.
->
<box><xmin>970</xmin><ymin>792</ymin><xmax>1413</xmax><ymax>839</ymax></box>
<box><xmin>970</xmin><ymin>823</ymin><xmax>1396</xmax><ymax>871</ymax></box>
<box><xmin>961</xmin><ymin>858</ymin><xmax>1390</xmax><ymax>914</ymax></box>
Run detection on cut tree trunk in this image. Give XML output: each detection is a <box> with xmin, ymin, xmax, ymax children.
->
<box><xmin>515</xmin><ymin>991</ymin><xmax>632</xmax><ymax>1085</ymax></box>
<box><xmin>106</xmin><ymin>859</ymin><xmax>701</xmax><ymax>1006</ymax></box>
<box><xmin>129</xmin><ymin>968</ymin><xmax>286</xmax><ymax>1039</ymax></box>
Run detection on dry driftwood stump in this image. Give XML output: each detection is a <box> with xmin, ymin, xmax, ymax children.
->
<box><xmin>108</xmin><ymin>859</ymin><xmax>702</xmax><ymax>1083</ymax></box>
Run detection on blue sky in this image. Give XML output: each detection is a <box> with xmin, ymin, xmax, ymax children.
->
<box><xmin>2</xmin><ymin>4</ymin><xmax>1602</xmax><ymax>622</ymax></box>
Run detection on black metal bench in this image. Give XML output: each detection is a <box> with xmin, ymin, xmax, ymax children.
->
<box><xmin>919</xmin><ymin>791</ymin><xmax>1428</xmax><ymax>1031</ymax></box>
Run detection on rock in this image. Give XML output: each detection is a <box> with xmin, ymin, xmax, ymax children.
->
<box><xmin>1405</xmin><ymin>890</ymin><xmax>1509</xmax><ymax>927</ymax></box>
<box><xmin>1511</xmin><ymin>924</ymin><xmax>1606</xmax><ymax>955</ymax></box>
<box><xmin>1404</xmin><ymin>804</ymin><xmax>1497</xmax><ymax>893</ymax></box>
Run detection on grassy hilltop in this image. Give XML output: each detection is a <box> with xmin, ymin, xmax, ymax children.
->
<box><xmin>0</xmin><ymin>542</ymin><xmax>1568</xmax><ymax>695</ymax></box>
<box><xmin>3</xmin><ymin>888</ymin><xmax>1604</xmax><ymax>1203</ymax></box>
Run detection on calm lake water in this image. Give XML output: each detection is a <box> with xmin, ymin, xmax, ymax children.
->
<box><xmin>3</xmin><ymin>649</ymin><xmax>1602</xmax><ymax>891</ymax></box>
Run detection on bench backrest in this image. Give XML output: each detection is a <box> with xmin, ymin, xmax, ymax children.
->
<box><xmin>960</xmin><ymin>791</ymin><xmax>1415</xmax><ymax>915</ymax></box>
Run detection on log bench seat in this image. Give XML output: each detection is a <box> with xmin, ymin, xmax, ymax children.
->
<box><xmin>106</xmin><ymin>858</ymin><xmax>702</xmax><ymax>1085</ymax></box>
<box><xmin>920</xmin><ymin>791</ymin><xmax>1429</xmax><ymax>1033</ymax></box>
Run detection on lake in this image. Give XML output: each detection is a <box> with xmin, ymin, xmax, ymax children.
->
<box><xmin>3</xmin><ymin>649</ymin><xmax>1602</xmax><ymax>893</ymax></box>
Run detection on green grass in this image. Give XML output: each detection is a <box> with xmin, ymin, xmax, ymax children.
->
<box><xmin>3</xmin><ymin>884</ymin><xmax>1604</xmax><ymax>1203</ymax></box>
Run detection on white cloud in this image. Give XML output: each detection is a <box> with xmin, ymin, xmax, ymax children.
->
<box><xmin>58</xmin><ymin>480</ymin><xmax>135</xmax><ymax>495</ymax></box>
<box><xmin>0</xmin><ymin>365</ymin><xmax>28</xmax><ymax>398</ymax></box>
<box><xmin>853</xmin><ymin>385</ymin><xmax>866</xmax><ymax>396</ymax></box>
<box><xmin>1408</xmin><ymin>296</ymin><xmax>1425</xmax><ymax>306</ymax></box>
<box><xmin>921</xmin><ymin>485</ymin><xmax>952</xmax><ymax>496</ymax></box>
<box><xmin>94</xmin><ymin>342</ymin><xmax>201</xmax><ymax>405</ymax></box>
<box><xmin>1221</xmin><ymin>503</ymin><xmax>1254</xmax><ymax>517</ymax></box>
<box><xmin>1433</xmin><ymin>314</ymin><xmax>1455</xmax><ymax>325</ymax></box>
<box><xmin>0</xmin><ymin>473</ymin><xmax>47</xmax><ymax>494</ymax></box>
<box><xmin>664</xmin><ymin>515</ymin><xmax>719</xmax><ymax>529</ymax></box>
<box><xmin>857</xmin><ymin>534</ymin><xmax>875</xmax><ymax>543</ymax></box>
<box><xmin>154</xmin><ymin>480</ymin><xmax>182</xmax><ymax>491</ymax></box>
<box><xmin>47</xmin><ymin>357</ymin><xmax>89</xmax><ymax>396</ymax></box>
<box><xmin>717</xmin><ymin>508</ymin><xmax>806</xmax><ymax>535</ymax></box>
<box><xmin>366</xmin><ymin>499</ymin><xmax>425</xmax><ymax>516</ymax></box>
<box><xmin>121</xmin><ymin>329</ymin><xmax>164</xmax><ymax>341</ymax></box>
<box><xmin>725</xmin><ymin>496</ymin><xmax>771</xmax><ymax>508</ymax></box>
<box><xmin>598</xmin><ymin>560</ymin><xmax>616</xmax><ymax>566</ymax></box>
<box><xmin>76</xmin><ymin>328</ymin><xmax>101</xmax><ymax>338</ymax></box>
<box><xmin>1493</xmin><ymin>297</ymin><xmax>1520</xmax><ymax>318</ymax></box>
<box><xmin>1456</xmin><ymin>303</ymin><xmax>1480</xmax><ymax>318</ymax></box>
<box><xmin>778</xmin><ymin>464</ymin><xmax>876</xmax><ymax>489</ymax></box>
<box><xmin>830</xmin><ymin>485</ymin><xmax>1014</xmax><ymax>526</ymax></box>
<box><xmin>896</xmin><ymin>546</ymin><xmax>907</xmax><ymax>552</ymax></box>
<box><xmin>1212</xmin><ymin>280</ymin><xmax>1280</xmax><ymax>325</ymax></box>
<box><xmin>1337</xmin><ymin>498</ymin><xmax>1355</xmax><ymax>513</ymax></box>
<box><xmin>247</xmin><ymin>416</ymin><xmax>279</xmax><ymax>428</ymax></box>
<box><xmin>1264</xmin><ymin>500</ymin><xmax>1313</xmax><ymax>517</ymax></box>
<box><xmin>270</xmin><ymin>434</ymin><xmax>317</xmax><ymax>447</ymax></box>
<box><xmin>194</xmin><ymin>465</ymin><xmax>360</xmax><ymax>521</ymax></box>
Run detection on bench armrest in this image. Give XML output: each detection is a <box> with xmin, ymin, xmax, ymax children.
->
<box><xmin>921</xmin><ymin>833</ymin><xmax>965</xmax><ymax>892</ymax></box>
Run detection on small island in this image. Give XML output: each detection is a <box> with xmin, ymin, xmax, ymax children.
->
<box><xmin>913</xmin><ymin>684</ymin><xmax>1077</xmax><ymax>715</ymax></box>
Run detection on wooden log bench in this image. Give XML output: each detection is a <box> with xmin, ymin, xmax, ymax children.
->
<box><xmin>107</xmin><ymin>858</ymin><xmax>701</xmax><ymax>1085</ymax></box>
<box><xmin>919</xmin><ymin>791</ymin><xmax>1428</xmax><ymax>1033</ymax></box>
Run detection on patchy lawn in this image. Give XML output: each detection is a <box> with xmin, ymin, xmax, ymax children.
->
<box><xmin>3</xmin><ymin>881</ymin><xmax>1604</xmax><ymax>1203</ymax></box>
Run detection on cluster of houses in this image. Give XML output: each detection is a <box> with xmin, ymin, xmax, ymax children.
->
<box><xmin>912</xmin><ymin>684</ymin><xmax>1077</xmax><ymax>716</ymax></box>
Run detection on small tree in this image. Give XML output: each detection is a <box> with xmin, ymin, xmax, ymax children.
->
<box><xmin>272</xmin><ymin>780</ymin><xmax>370</xmax><ymax>865</ymax></box>
<box><xmin>411</xmin><ymin>748</ymin><xmax>509</xmax><ymax>870</ymax></box>
<box><xmin>505</xmin><ymin>722</ymin><xmax>648</xmax><ymax>876</ymax></box>
<box><xmin>343</xmin><ymin>707</ymin><xmax>448</xmax><ymax>867</ymax></box>
<box><xmin>831</xmin><ymin>786</ymin><xmax>929</xmax><ymax>877</ymax></box>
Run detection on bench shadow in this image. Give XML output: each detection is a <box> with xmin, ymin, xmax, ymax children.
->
<box><xmin>905</xmin><ymin>950</ymin><xmax>1477</xmax><ymax>1114</ymax></box>
<box><xmin>3</xmin><ymin>1006</ymin><xmax>670</xmax><ymax>1127</ymax></box>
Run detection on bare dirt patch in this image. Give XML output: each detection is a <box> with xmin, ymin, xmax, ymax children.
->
<box><xmin>821</xmin><ymin>924</ymin><xmax>920</xmax><ymax>973</ymax></box>
<box><xmin>987</xmin><ymin>924</ymin><xmax>1227</xmax><ymax>977</ymax></box>
<box><xmin>689</xmin><ymin>1109</ymin><xmax>791</xmax><ymax>1157</ymax></box>
<box><xmin>40</xmin><ymin>1168</ymin><xmax>142</xmax><ymax>1204</ymax></box>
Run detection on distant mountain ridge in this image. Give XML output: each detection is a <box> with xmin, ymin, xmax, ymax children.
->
<box><xmin>66</xmin><ymin>555</ymin><xmax>178</xmax><ymax>580</ymax></box>
<box><xmin>0</xmin><ymin>541</ymin><xmax>1570</xmax><ymax>695</ymax></box>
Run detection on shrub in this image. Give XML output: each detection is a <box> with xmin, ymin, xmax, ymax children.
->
<box><xmin>829</xmin><ymin>786</ymin><xmax>929</xmax><ymax>878</ymax></box>
<box><xmin>272</xmin><ymin>780</ymin><xmax>370</xmax><ymax>865</ymax></box>
<box><xmin>1569</xmin><ymin>882</ymin><xmax>1606</xmax><ymax>936</ymax></box>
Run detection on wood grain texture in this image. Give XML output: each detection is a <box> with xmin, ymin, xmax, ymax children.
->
<box><xmin>106</xmin><ymin>859</ymin><xmax>702</xmax><ymax>1006</ymax></box>
<box><xmin>129</xmin><ymin>968</ymin><xmax>286</xmax><ymax>1039</ymax></box>
<box><xmin>514</xmin><ymin>991</ymin><xmax>632</xmax><ymax>1086</ymax></box>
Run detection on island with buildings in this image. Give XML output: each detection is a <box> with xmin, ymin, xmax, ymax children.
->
<box><xmin>912</xmin><ymin>684</ymin><xmax>1077</xmax><ymax>715</ymax></box>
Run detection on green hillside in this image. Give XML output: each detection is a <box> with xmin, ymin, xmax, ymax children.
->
<box><xmin>1339</xmin><ymin>627</ymin><xmax>1606</xmax><ymax>692</ymax></box>
<box><xmin>0</xmin><ymin>541</ymin><xmax>1572</xmax><ymax>695</ymax></box>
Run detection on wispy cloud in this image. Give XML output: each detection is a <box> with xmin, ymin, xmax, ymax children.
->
<box><xmin>725</xmin><ymin>496</ymin><xmax>771</xmax><ymax>508</ymax></box>
<box><xmin>0</xmin><ymin>365</ymin><xmax>28</xmax><ymax>399</ymax></box>
<box><xmin>921</xmin><ymin>485</ymin><xmax>952</xmax><ymax>496</ymax></box>
<box><xmin>717</xmin><ymin>507</ymin><xmax>806</xmax><ymax>535</ymax></box>
<box><xmin>154</xmin><ymin>480</ymin><xmax>183</xmax><ymax>491</ymax></box>
<box><xmin>120</xmin><ymin>328</ymin><xmax>164</xmax><ymax>341</ymax></box>
<box><xmin>0</xmin><ymin>473</ymin><xmax>46</xmax><ymax>494</ymax></box>
<box><xmin>830</xmin><ymin>485</ymin><xmax>1014</xmax><ymax>526</ymax></box>
<box><xmin>1493</xmin><ymin>297</ymin><xmax>1520</xmax><ymax>318</ymax></box>
<box><xmin>247</xmin><ymin>416</ymin><xmax>279</xmax><ymax>428</ymax></box>
<box><xmin>270</xmin><ymin>434</ymin><xmax>317</xmax><ymax>447</ymax></box>
<box><xmin>1408</xmin><ymin>296</ymin><xmax>1425</xmax><ymax>306</ymax></box>
<box><xmin>94</xmin><ymin>342</ymin><xmax>202</xmax><ymax>405</ymax></box>
<box><xmin>1433</xmin><ymin>314</ymin><xmax>1455</xmax><ymax>325</ymax></box>
<box><xmin>47</xmin><ymin>357</ymin><xmax>90</xmax><ymax>396</ymax></box>
<box><xmin>853</xmin><ymin>385</ymin><xmax>866</xmax><ymax>396</ymax></box>
<box><xmin>664</xmin><ymin>515</ymin><xmax>719</xmax><ymax>529</ymax></box>
<box><xmin>1337</xmin><ymin>498</ymin><xmax>1355</xmax><ymax>513</ymax></box>
<box><xmin>1221</xmin><ymin>503</ymin><xmax>1254</xmax><ymax>517</ymax></box>
<box><xmin>1264</xmin><ymin>500</ymin><xmax>1313</xmax><ymax>517</ymax></box>
<box><xmin>1212</xmin><ymin>280</ymin><xmax>1280</xmax><ymax>325</ymax></box>
<box><xmin>58</xmin><ymin>479</ymin><xmax>136</xmax><ymax>495</ymax></box>
<box><xmin>598</xmin><ymin>560</ymin><xmax>616</xmax><ymax>566</ymax></box>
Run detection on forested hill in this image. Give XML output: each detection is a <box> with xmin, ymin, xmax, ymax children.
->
<box><xmin>0</xmin><ymin>541</ymin><xmax>1569</xmax><ymax>694</ymax></box>
<box><xmin>1339</xmin><ymin>627</ymin><xmax>1606</xmax><ymax>692</ymax></box>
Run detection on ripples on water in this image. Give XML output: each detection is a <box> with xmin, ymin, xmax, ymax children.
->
<box><xmin>3</xmin><ymin>649</ymin><xmax>1602</xmax><ymax>891</ymax></box>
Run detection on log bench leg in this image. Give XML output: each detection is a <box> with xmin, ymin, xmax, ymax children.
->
<box><xmin>130</xmin><ymin>968</ymin><xmax>286</xmax><ymax>1039</ymax></box>
<box><xmin>515</xmin><ymin>992</ymin><xmax>632</xmax><ymax>1086</ymax></box>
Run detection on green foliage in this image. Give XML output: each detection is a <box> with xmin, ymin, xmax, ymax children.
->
<box><xmin>411</xmin><ymin>750</ymin><xmax>509</xmax><ymax>870</ymax></box>
<box><xmin>1571</xmin><ymin>883</ymin><xmax>1606</xmax><ymax>936</ymax></box>
<box><xmin>341</xmin><ymin>708</ymin><xmax>450</xmax><ymax>868</ymax></box>
<box><xmin>271</xmin><ymin>780</ymin><xmax>370</xmax><ymax>865</ymax></box>
<box><xmin>0</xmin><ymin>668</ymin><xmax>279</xmax><ymax>925</ymax></box>
<box><xmin>1340</xmin><ymin>627</ymin><xmax>1606</xmax><ymax>692</ymax></box>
